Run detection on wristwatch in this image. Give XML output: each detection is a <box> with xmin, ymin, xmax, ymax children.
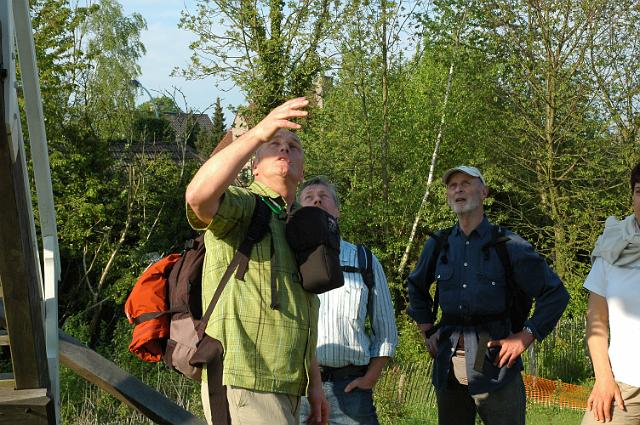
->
<box><xmin>522</xmin><ymin>326</ymin><xmax>535</xmax><ymax>338</ymax></box>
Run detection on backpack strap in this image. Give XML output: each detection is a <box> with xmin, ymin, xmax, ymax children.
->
<box><xmin>357</xmin><ymin>245</ymin><xmax>375</xmax><ymax>333</ymax></box>
<box><xmin>482</xmin><ymin>225</ymin><xmax>514</xmax><ymax>312</ymax></box>
<box><xmin>197</xmin><ymin>195</ymin><xmax>272</xmax><ymax>339</ymax></box>
<box><xmin>424</xmin><ymin>227</ymin><xmax>453</xmax><ymax>337</ymax></box>
<box><xmin>340</xmin><ymin>244</ymin><xmax>375</xmax><ymax>332</ymax></box>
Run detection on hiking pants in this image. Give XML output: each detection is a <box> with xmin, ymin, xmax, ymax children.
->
<box><xmin>581</xmin><ymin>381</ymin><xmax>640</xmax><ymax>425</ymax></box>
<box><xmin>202</xmin><ymin>383</ymin><xmax>300</xmax><ymax>425</ymax></box>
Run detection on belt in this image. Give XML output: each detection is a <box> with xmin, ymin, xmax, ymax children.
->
<box><xmin>320</xmin><ymin>365</ymin><xmax>368</xmax><ymax>382</ymax></box>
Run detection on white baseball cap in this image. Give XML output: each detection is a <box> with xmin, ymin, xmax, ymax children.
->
<box><xmin>442</xmin><ymin>165</ymin><xmax>486</xmax><ymax>185</ymax></box>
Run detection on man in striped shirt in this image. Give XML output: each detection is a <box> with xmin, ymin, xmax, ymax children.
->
<box><xmin>298</xmin><ymin>176</ymin><xmax>398</xmax><ymax>425</ymax></box>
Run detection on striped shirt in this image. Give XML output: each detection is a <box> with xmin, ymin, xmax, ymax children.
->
<box><xmin>315</xmin><ymin>240</ymin><xmax>398</xmax><ymax>367</ymax></box>
<box><xmin>187</xmin><ymin>182</ymin><xmax>319</xmax><ymax>396</ymax></box>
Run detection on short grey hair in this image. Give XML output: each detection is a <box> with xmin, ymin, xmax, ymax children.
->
<box><xmin>298</xmin><ymin>175</ymin><xmax>340</xmax><ymax>208</ymax></box>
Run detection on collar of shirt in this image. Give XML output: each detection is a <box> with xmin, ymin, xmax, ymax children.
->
<box><xmin>453</xmin><ymin>215</ymin><xmax>492</xmax><ymax>240</ymax></box>
<box><xmin>248</xmin><ymin>180</ymin><xmax>300</xmax><ymax>215</ymax></box>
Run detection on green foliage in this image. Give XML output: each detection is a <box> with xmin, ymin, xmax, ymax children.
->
<box><xmin>138</xmin><ymin>95</ymin><xmax>182</xmax><ymax>115</ymax></box>
<box><xmin>177</xmin><ymin>0</ymin><xmax>351</xmax><ymax>116</ymax></box>
<box><xmin>211</xmin><ymin>97</ymin><xmax>226</xmax><ymax>142</ymax></box>
<box><xmin>78</xmin><ymin>0</ymin><xmax>145</xmax><ymax>139</ymax></box>
<box><xmin>21</xmin><ymin>0</ymin><xmax>640</xmax><ymax>421</ymax></box>
<box><xmin>132</xmin><ymin>115</ymin><xmax>176</xmax><ymax>143</ymax></box>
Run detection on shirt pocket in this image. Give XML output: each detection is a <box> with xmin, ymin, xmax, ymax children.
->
<box><xmin>343</xmin><ymin>279</ymin><xmax>367</xmax><ymax>326</ymax></box>
<box><xmin>474</xmin><ymin>272</ymin><xmax>508</xmax><ymax>314</ymax></box>
<box><xmin>434</xmin><ymin>264</ymin><xmax>456</xmax><ymax>311</ymax></box>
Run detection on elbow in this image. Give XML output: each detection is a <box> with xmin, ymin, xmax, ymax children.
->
<box><xmin>185</xmin><ymin>183</ymin><xmax>200</xmax><ymax>210</ymax></box>
<box><xmin>185</xmin><ymin>182</ymin><xmax>217</xmax><ymax>225</ymax></box>
<box><xmin>185</xmin><ymin>184</ymin><xmax>210</xmax><ymax>223</ymax></box>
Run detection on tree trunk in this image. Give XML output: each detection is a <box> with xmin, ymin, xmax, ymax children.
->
<box><xmin>397</xmin><ymin>60</ymin><xmax>455</xmax><ymax>276</ymax></box>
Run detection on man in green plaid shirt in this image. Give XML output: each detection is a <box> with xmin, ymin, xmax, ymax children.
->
<box><xmin>186</xmin><ymin>98</ymin><xmax>328</xmax><ymax>424</ymax></box>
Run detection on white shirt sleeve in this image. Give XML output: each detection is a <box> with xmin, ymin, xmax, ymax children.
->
<box><xmin>369</xmin><ymin>255</ymin><xmax>398</xmax><ymax>358</ymax></box>
<box><xmin>583</xmin><ymin>257</ymin><xmax>608</xmax><ymax>297</ymax></box>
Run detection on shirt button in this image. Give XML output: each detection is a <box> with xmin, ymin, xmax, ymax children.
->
<box><xmin>491</xmin><ymin>281</ymin><xmax>496</xmax><ymax>286</ymax></box>
<box><xmin>437</xmin><ymin>274</ymin><xmax>441</xmax><ymax>279</ymax></box>
<box><xmin>458</xmin><ymin>305</ymin><xmax>463</xmax><ymax>309</ymax></box>
<box><xmin>463</xmin><ymin>262</ymin><xmax>468</xmax><ymax>267</ymax></box>
<box><xmin>465</xmin><ymin>241</ymin><xmax>470</xmax><ymax>245</ymax></box>
<box><xmin>462</xmin><ymin>284</ymin><xmax>467</xmax><ymax>288</ymax></box>
<box><xmin>451</xmin><ymin>347</ymin><xmax>455</xmax><ymax>352</ymax></box>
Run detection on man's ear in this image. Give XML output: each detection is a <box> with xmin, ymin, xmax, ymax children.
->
<box><xmin>481</xmin><ymin>185</ymin><xmax>489</xmax><ymax>199</ymax></box>
<box><xmin>252</xmin><ymin>156</ymin><xmax>260</xmax><ymax>177</ymax></box>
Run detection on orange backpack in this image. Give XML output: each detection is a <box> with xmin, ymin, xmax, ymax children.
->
<box><xmin>124</xmin><ymin>253</ymin><xmax>181</xmax><ymax>362</ymax></box>
<box><xmin>124</xmin><ymin>196</ymin><xmax>272</xmax><ymax>424</ymax></box>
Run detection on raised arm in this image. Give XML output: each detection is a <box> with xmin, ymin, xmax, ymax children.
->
<box><xmin>185</xmin><ymin>97</ymin><xmax>309</xmax><ymax>224</ymax></box>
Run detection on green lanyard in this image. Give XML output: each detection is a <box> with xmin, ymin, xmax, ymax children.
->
<box><xmin>259</xmin><ymin>195</ymin><xmax>288</xmax><ymax>220</ymax></box>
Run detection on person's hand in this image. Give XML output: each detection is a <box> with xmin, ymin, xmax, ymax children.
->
<box><xmin>344</xmin><ymin>375</ymin><xmax>376</xmax><ymax>393</ymax></box>
<box><xmin>487</xmin><ymin>330</ymin><xmax>534</xmax><ymax>368</ymax></box>
<box><xmin>251</xmin><ymin>97</ymin><xmax>309</xmax><ymax>143</ymax></box>
<box><xmin>306</xmin><ymin>381</ymin><xmax>329</xmax><ymax>424</ymax></box>
<box><xmin>419</xmin><ymin>327</ymin><xmax>439</xmax><ymax>358</ymax></box>
<box><xmin>586</xmin><ymin>376</ymin><xmax>625</xmax><ymax>422</ymax></box>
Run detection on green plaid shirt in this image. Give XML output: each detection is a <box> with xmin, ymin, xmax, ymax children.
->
<box><xmin>187</xmin><ymin>181</ymin><xmax>319</xmax><ymax>396</ymax></box>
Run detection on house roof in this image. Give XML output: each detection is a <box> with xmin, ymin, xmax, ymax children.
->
<box><xmin>162</xmin><ymin>112</ymin><xmax>214</xmax><ymax>137</ymax></box>
<box><xmin>109</xmin><ymin>140</ymin><xmax>200</xmax><ymax>163</ymax></box>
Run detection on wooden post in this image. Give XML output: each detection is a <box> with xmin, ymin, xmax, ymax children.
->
<box><xmin>0</xmin><ymin>12</ymin><xmax>50</xmax><ymax>394</ymax></box>
<box><xmin>59</xmin><ymin>331</ymin><xmax>206</xmax><ymax>425</ymax></box>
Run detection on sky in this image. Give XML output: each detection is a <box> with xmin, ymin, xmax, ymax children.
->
<box><xmin>120</xmin><ymin>0</ymin><xmax>244</xmax><ymax>121</ymax></box>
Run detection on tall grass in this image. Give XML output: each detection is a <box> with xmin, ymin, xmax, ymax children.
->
<box><xmin>60</xmin><ymin>318</ymin><xmax>591</xmax><ymax>423</ymax></box>
<box><xmin>60</xmin><ymin>362</ymin><xmax>202</xmax><ymax>424</ymax></box>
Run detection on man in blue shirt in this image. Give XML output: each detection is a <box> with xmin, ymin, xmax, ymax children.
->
<box><xmin>298</xmin><ymin>176</ymin><xmax>398</xmax><ymax>425</ymax></box>
<box><xmin>407</xmin><ymin>165</ymin><xmax>569</xmax><ymax>425</ymax></box>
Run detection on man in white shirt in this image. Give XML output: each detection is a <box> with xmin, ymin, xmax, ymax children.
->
<box><xmin>582</xmin><ymin>161</ymin><xmax>640</xmax><ymax>425</ymax></box>
<box><xmin>297</xmin><ymin>176</ymin><xmax>398</xmax><ymax>425</ymax></box>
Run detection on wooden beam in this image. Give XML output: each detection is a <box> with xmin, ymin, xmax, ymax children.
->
<box><xmin>0</xmin><ymin>387</ymin><xmax>53</xmax><ymax>425</ymax></box>
<box><xmin>0</xmin><ymin>19</ymin><xmax>50</xmax><ymax>391</ymax></box>
<box><xmin>59</xmin><ymin>331</ymin><xmax>206</xmax><ymax>425</ymax></box>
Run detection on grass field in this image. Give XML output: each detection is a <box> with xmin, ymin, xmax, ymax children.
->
<box><xmin>380</xmin><ymin>402</ymin><xmax>585</xmax><ymax>425</ymax></box>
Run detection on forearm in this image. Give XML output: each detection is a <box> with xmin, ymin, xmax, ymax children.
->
<box><xmin>588</xmin><ymin>333</ymin><xmax>613</xmax><ymax>380</ymax></box>
<box><xmin>364</xmin><ymin>356</ymin><xmax>389</xmax><ymax>384</ymax></box>
<box><xmin>309</xmin><ymin>356</ymin><xmax>323</xmax><ymax>389</ymax></box>
<box><xmin>185</xmin><ymin>128</ymin><xmax>264</xmax><ymax>223</ymax></box>
<box><xmin>586</xmin><ymin>293</ymin><xmax>613</xmax><ymax>381</ymax></box>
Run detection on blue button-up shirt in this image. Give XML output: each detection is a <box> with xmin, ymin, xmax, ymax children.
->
<box><xmin>407</xmin><ymin>217</ymin><xmax>569</xmax><ymax>394</ymax></box>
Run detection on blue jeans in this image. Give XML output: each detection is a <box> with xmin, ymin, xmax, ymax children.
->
<box><xmin>299</xmin><ymin>377</ymin><xmax>380</xmax><ymax>425</ymax></box>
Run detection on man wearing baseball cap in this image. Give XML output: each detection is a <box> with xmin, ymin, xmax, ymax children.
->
<box><xmin>407</xmin><ymin>165</ymin><xmax>569</xmax><ymax>425</ymax></box>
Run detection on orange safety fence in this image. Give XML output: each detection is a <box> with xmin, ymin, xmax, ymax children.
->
<box><xmin>523</xmin><ymin>373</ymin><xmax>590</xmax><ymax>411</ymax></box>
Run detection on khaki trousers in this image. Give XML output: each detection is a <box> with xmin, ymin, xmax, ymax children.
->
<box><xmin>581</xmin><ymin>381</ymin><xmax>640</xmax><ymax>425</ymax></box>
<box><xmin>201</xmin><ymin>383</ymin><xmax>300</xmax><ymax>425</ymax></box>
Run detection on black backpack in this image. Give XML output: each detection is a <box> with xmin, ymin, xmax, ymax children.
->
<box><xmin>341</xmin><ymin>245</ymin><xmax>376</xmax><ymax>329</ymax></box>
<box><xmin>425</xmin><ymin>224</ymin><xmax>533</xmax><ymax>336</ymax></box>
